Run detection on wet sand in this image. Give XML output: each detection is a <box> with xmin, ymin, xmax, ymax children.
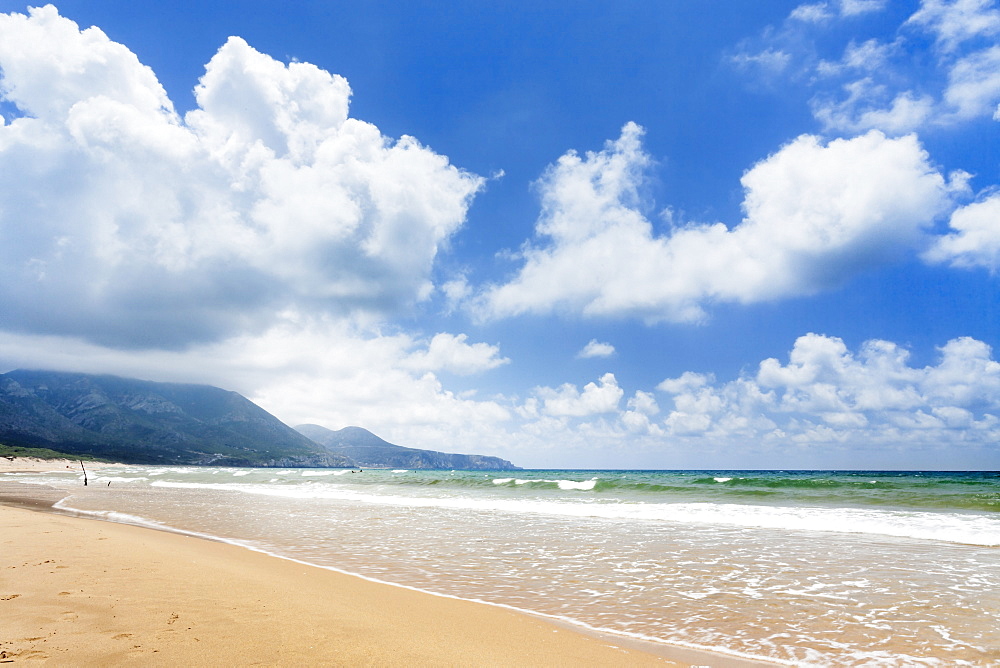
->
<box><xmin>0</xmin><ymin>459</ymin><xmax>777</xmax><ymax>666</ymax></box>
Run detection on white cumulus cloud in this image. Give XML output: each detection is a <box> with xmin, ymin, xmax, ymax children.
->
<box><xmin>403</xmin><ymin>333</ymin><xmax>510</xmax><ymax>375</ymax></box>
<box><xmin>477</xmin><ymin>124</ymin><xmax>953</xmax><ymax>323</ymax></box>
<box><xmin>534</xmin><ymin>372</ymin><xmax>624</xmax><ymax>418</ymax></box>
<box><xmin>0</xmin><ymin>6</ymin><xmax>484</xmax><ymax>348</ymax></box>
<box><xmin>577</xmin><ymin>339</ymin><xmax>616</xmax><ymax>358</ymax></box>
<box><xmin>943</xmin><ymin>45</ymin><xmax>1000</xmax><ymax>119</ymax></box>
<box><xmin>924</xmin><ymin>193</ymin><xmax>1000</xmax><ymax>271</ymax></box>
<box><xmin>654</xmin><ymin>333</ymin><xmax>1000</xmax><ymax>451</ymax></box>
<box><xmin>492</xmin><ymin>334</ymin><xmax>1000</xmax><ymax>467</ymax></box>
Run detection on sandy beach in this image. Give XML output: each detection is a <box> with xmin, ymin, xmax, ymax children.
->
<box><xmin>0</xmin><ymin>459</ymin><xmax>699</xmax><ymax>667</ymax></box>
<box><xmin>0</xmin><ymin>458</ymin><xmax>96</xmax><ymax>474</ymax></box>
<box><xmin>5</xmin><ymin>460</ymin><xmax>987</xmax><ymax>665</ymax></box>
<box><xmin>1</xmin><ymin>505</ymin><xmax>676</xmax><ymax>666</ymax></box>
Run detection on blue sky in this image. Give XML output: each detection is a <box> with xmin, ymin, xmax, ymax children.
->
<box><xmin>1</xmin><ymin>1</ymin><xmax>999</xmax><ymax>469</ymax></box>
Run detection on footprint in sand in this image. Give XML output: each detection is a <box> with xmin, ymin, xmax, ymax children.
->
<box><xmin>14</xmin><ymin>650</ymin><xmax>47</xmax><ymax>660</ymax></box>
<box><xmin>0</xmin><ymin>594</ymin><xmax>20</xmax><ymax>601</ymax></box>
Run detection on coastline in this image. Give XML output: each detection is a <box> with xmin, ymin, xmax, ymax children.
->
<box><xmin>1</xmin><ymin>500</ymin><xmax>670</xmax><ymax>666</ymax></box>
<box><xmin>0</xmin><ymin>457</ymin><xmax>129</xmax><ymax>477</ymax></box>
<box><xmin>0</xmin><ymin>457</ymin><xmax>93</xmax><ymax>473</ymax></box>
<box><xmin>0</xmin><ymin>463</ymin><xmax>781</xmax><ymax>667</ymax></box>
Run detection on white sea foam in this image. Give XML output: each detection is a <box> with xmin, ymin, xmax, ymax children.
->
<box><xmin>145</xmin><ymin>467</ymin><xmax>200</xmax><ymax>476</ymax></box>
<box><xmin>557</xmin><ymin>479</ymin><xmax>597</xmax><ymax>491</ymax></box>
<box><xmin>4</xmin><ymin>478</ymin><xmax>65</xmax><ymax>485</ymax></box>
<box><xmin>491</xmin><ymin>477</ymin><xmax>597</xmax><ymax>490</ymax></box>
<box><xmin>232</xmin><ymin>471</ymin><xmax>252</xmax><ymax>477</ymax></box>
<box><xmin>147</xmin><ymin>480</ymin><xmax>1000</xmax><ymax>546</ymax></box>
<box><xmin>0</xmin><ymin>470</ymin><xmax>77</xmax><ymax>478</ymax></box>
<box><xmin>53</xmin><ymin>499</ymin><xmax>180</xmax><ymax>532</ymax></box>
<box><xmin>52</xmin><ymin>498</ymin><xmax>259</xmax><ymax>547</ymax></box>
<box><xmin>714</xmin><ymin>477</ymin><xmax>732</xmax><ymax>483</ymax></box>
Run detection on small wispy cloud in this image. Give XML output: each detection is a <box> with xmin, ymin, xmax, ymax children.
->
<box><xmin>739</xmin><ymin>0</ymin><xmax>1000</xmax><ymax>134</ymax></box>
<box><xmin>578</xmin><ymin>339</ymin><xmax>616</xmax><ymax>358</ymax></box>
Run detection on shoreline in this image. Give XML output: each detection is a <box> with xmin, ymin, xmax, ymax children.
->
<box><xmin>0</xmin><ymin>457</ymin><xmax>128</xmax><ymax>473</ymax></box>
<box><xmin>0</xmin><ymin>457</ymin><xmax>86</xmax><ymax>472</ymax></box>
<box><xmin>0</xmin><ymin>471</ymin><xmax>781</xmax><ymax>667</ymax></box>
<box><xmin>1</xmin><ymin>498</ymin><xmax>670</xmax><ymax>666</ymax></box>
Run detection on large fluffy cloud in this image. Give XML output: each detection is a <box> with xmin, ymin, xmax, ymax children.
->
<box><xmin>0</xmin><ymin>6</ymin><xmax>483</xmax><ymax>348</ymax></box>
<box><xmin>476</xmin><ymin>123</ymin><xmax>953</xmax><ymax>323</ymax></box>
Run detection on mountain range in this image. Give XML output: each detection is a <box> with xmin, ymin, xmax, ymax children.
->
<box><xmin>295</xmin><ymin>424</ymin><xmax>518</xmax><ymax>470</ymax></box>
<box><xmin>0</xmin><ymin>370</ymin><xmax>519</xmax><ymax>469</ymax></box>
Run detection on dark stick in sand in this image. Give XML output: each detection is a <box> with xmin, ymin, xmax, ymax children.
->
<box><xmin>79</xmin><ymin>460</ymin><xmax>87</xmax><ymax>486</ymax></box>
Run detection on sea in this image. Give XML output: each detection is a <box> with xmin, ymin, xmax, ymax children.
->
<box><xmin>4</xmin><ymin>466</ymin><xmax>999</xmax><ymax>666</ymax></box>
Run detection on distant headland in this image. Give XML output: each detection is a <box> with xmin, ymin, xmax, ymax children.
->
<box><xmin>0</xmin><ymin>369</ymin><xmax>519</xmax><ymax>470</ymax></box>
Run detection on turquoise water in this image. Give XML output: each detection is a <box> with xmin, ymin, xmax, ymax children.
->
<box><xmin>293</xmin><ymin>468</ymin><xmax>1000</xmax><ymax>513</ymax></box>
<box><xmin>6</xmin><ymin>466</ymin><xmax>1000</xmax><ymax>665</ymax></box>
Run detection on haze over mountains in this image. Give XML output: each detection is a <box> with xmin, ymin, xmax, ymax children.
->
<box><xmin>0</xmin><ymin>370</ymin><xmax>519</xmax><ymax>470</ymax></box>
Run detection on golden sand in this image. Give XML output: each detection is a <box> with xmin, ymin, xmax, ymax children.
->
<box><xmin>1</xmin><ymin>460</ymin><xmax>776</xmax><ymax>666</ymax></box>
<box><xmin>0</xmin><ymin>498</ymin><xmax>674</xmax><ymax>665</ymax></box>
